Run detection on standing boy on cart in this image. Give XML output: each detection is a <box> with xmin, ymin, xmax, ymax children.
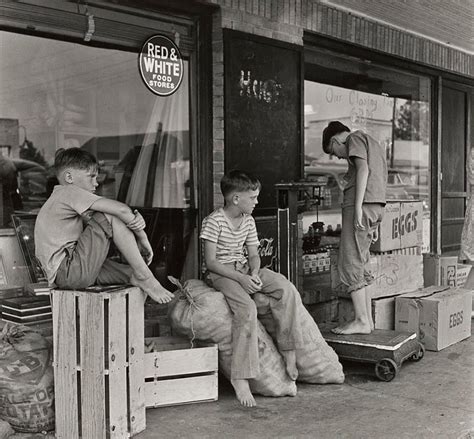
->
<box><xmin>322</xmin><ymin>121</ymin><xmax>387</xmax><ymax>335</ymax></box>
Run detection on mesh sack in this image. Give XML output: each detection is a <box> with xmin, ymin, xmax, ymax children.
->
<box><xmin>168</xmin><ymin>278</ymin><xmax>296</xmax><ymax>397</ymax></box>
<box><xmin>254</xmin><ymin>292</ymin><xmax>344</xmax><ymax>384</ymax></box>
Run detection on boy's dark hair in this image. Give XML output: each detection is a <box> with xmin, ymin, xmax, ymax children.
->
<box><xmin>322</xmin><ymin>121</ymin><xmax>350</xmax><ymax>153</ymax></box>
<box><xmin>54</xmin><ymin>148</ymin><xmax>98</xmax><ymax>175</ymax></box>
<box><xmin>220</xmin><ymin>170</ymin><xmax>261</xmax><ymax>197</ymax></box>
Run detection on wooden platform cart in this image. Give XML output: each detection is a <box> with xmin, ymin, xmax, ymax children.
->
<box><xmin>321</xmin><ymin>329</ymin><xmax>425</xmax><ymax>382</ymax></box>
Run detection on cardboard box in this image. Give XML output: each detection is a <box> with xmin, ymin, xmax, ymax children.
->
<box><xmin>371</xmin><ymin>200</ymin><xmax>423</xmax><ymax>252</ymax></box>
<box><xmin>338</xmin><ymin>296</ymin><xmax>395</xmax><ymax>330</ymax></box>
<box><xmin>423</xmin><ymin>254</ymin><xmax>459</xmax><ymax>287</ymax></box>
<box><xmin>456</xmin><ymin>264</ymin><xmax>472</xmax><ymax>287</ymax></box>
<box><xmin>370</xmin><ymin>201</ymin><xmax>400</xmax><ymax>252</ymax></box>
<box><xmin>395</xmin><ymin>286</ymin><xmax>472</xmax><ymax>351</ymax></box>
<box><xmin>331</xmin><ymin>247</ymin><xmax>423</xmax><ymax>299</ymax></box>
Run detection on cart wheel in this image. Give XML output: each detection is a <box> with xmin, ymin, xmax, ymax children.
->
<box><xmin>375</xmin><ymin>358</ymin><xmax>398</xmax><ymax>382</ymax></box>
<box><xmin>411</xmin><ymin>343</ymin><xmax>425</xmax><ymax>362</ymax></box>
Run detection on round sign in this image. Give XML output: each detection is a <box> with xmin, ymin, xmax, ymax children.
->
<box><xmin>139</xmin><ymin>35</ymin><xmax>183</xmax><ymax>96</ymax></box>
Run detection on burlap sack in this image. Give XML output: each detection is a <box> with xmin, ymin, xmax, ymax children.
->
<box><xmin>168</xmin><ymin>278</ymin><xmax>296</xmax><ymax>397</ymax></box>
<box><xmin>254</xmin><ymin>292</ymin><xmax>345</xmax><ymax>384</ymax></box>
<box><xmin>0</xmin><ymin>324</ymin><xmax>55</xmax><ymax>433</ymax></box>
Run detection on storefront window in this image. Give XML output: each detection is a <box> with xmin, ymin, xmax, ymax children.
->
<box><xmin>0</xmin><ymin>31</ymin><xmax>191</xmax><ymax>221</ymax></box>
<box><xmin>304</xmin><ymin>49</ymin><xmax>431</xmax><ymax>252</ymax></box>
<box><xmin>0</xmin><ymin>30</ymin><xmax>196</xmax><ymax>286</ymax></box>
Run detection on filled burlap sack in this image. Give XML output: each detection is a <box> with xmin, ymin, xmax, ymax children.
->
<box><xmin>168</xmin><ymin>278</ymin><xmax>296</xmax><ymax>397</ymax></box>
<box><xmin>0</xmin><ymin>324</ymin><xmax>55</xmax><ymax>433</ymax></box>
<box><xmin>0</xmin><ymin>419</ymin><xmax>14</xmax><ymax>439</ymax></box>
<box><xmin>253</xmin><ymin>292</ymin><xmax>345</xmax><ymax>384</ymax></box>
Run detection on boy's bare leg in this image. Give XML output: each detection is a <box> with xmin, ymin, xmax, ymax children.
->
<box><xmin>280</xmin><ymin>350</ymin><xmax>298</xmax><ymax>381</ymax></box>
<box><xmin>230</xmin><ymin>379</ymin><xmax>256</xmax><ymax>407</ymax></box>
<box><xmin>365</xmin><ymin>288</ymin><xmax>374</xmax><ymax>331</ymax></box>
<box><xmin>107</xmin><ymin>215</ymin><xmax>174</xmax><ymax>303</ymax></box>
<box><xmin>332</xmin><ymin>287</ymin><xmax>372</xmax><ymax>335</ymax></box>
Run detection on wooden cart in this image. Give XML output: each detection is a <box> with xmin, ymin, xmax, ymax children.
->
<box><xmin>322</xmin><ymin>329</ymin><xmax>425</xmax><ymax>382</ymax></box>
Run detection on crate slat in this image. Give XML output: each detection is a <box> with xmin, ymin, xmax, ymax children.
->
<box><xmin>52</xmin><ymin>290</ymin><xmax>79</xmax><ymax>439</ymax></box>
<box><xmin>79</xmin><ymin>294</ymin><xmax>106</xmax><ymax>439</ymax></box>
<box><xmin>128</xmin><ymin>288</ymin><xmax>146</xmax><ymax>436</ymax></box>
<box><xmin>108</xmin><ymin>294</ymin><xmax>128</xmax><ymax>438</ymax></box>
<box><xmin>145</xmin><ymin>374</ymin><xmax>218</xmax><ymax>408</ymax></box>
<box><xmin>144</xmin><ymin>345</ymin><xmax>218</xmax><ymax>378</ymax></box>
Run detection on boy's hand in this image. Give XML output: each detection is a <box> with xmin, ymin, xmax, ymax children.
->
<box><xmin>354</xmin><ymin>206</ymin><xmax>365</xmax><ymax>230</ymax></box>
<box><xmin>137</xmin><ymin>236</ymin><xmax>154</xmax><ymax>265</ymax></box>
<box><xmin>250</xmin><ymin>272</ymin><xmax>263</xmax><ymax>288</ymax></box>
<box><xmin>239</xmin><ymin>274</ymin><xmax>262</xmax><ymax>295</ymax></box>
<box><xmin>127</xmin><ymin>210</ymin><xmax>146</xmax><ymax>232</ymax></box>
<box><xmin>371</xmin><ymin>226</ymin><xmax>379</xmax><ymax>243</ymax></box>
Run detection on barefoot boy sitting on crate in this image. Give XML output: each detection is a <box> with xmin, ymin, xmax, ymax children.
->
<box><xmin>35</xmin><ymin>147</ymin><xmax>174</xmax><ymax>304</ymax></box>
<box><xmin>322</xmin><ymin>121</ymin><xmax>387</xmax><ymax>335</ymax></box>
<box><xmin>200</xmin><ymin>170</ymin><xmax>307</xmax><ymax>407</ymax></box>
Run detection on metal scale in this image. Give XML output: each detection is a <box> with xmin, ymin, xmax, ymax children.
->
<box><xmin>275</xmin><ymin>182</ymin><xmax>424</xmax><ymax>381</ymax></box>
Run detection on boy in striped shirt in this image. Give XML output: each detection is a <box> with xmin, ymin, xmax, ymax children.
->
<box><xmin>200</xmin><ymin>170</ymin><xmax>306</xmax><ymax>407</ymax></box>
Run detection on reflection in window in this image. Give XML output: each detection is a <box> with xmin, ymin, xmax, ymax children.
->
<box><xmin>304</xmin><ymin>62</ymin><xmax>431</xmax><ymax>251</ymax></box>
<box><xmin>0</xmin><ymin>31</ymin><xmax>193</xmax><ymax>228</ymax></box>
<box><xmin>0</xmin><ymin>30</ymin><xmax>195</xmax><ymax>288</ymax></box>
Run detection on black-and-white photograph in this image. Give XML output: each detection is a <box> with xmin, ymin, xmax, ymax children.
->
<box><xmin>0</xmin><ymin>1</ymin><xmax>472</xmax><ymax>438</ymax></box>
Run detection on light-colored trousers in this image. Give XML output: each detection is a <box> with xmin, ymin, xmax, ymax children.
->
<box><xmin>206</xmin><ymin>262</ymin><xmax>305</xmax><ymax>379</ymax></box>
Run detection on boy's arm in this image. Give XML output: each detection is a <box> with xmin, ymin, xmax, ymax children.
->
<box><xmin>90</xmin><ymin>198</ymin><xmax>140</xmax><ymax>229</ymax></box>
<box><xmin>91</xmin><ymin>198</ymin><xmax>152</xmax><ymax>263</ymax></box>
<box><xmin>247</xmin><ymin>245</ymin><xmax>261</xmax><ymax>276</ymax></box>
<box><xmin>353</xmin><ymin>156</ymin><xmax>369</xmax><ymax>229</ymax></box>
<box><xmin>203</xmin><ymin>240</ymin><xmax>261</xmax><ymax>294</ymax></box>
<box><xmin>247</xmin><ymin>245</ymin><xmax>262</xmax><ymax>287</ymax></box>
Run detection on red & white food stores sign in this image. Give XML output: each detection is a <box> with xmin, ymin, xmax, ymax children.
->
<box><xmin>139</xmin><ymin>35</ymin><xmax>183</xmax><ymax>96</ymax></box>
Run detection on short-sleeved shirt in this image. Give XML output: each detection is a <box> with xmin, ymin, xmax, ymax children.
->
<box><xmin>35</xmin><ymin>185</ymin><xmax>101</xmax><ymax>284</ymax></box>
<box><xmin>200</xmin><ymin>208</ymin><xmax>260</xmax><ymax>267</ymax></box>
<box><xmin>342</xmin><ymin>130</ymin><xmax>388</xmax><ymax>207</ymax></box>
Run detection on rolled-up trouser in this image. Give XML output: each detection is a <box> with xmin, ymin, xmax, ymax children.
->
<box><xmin>206</xmin><ymin>262</ymin><xmax>306</xmax><ymax>379</ymax></box>
<box><xmin>338</xmin><ymin>203</ymin><xmax>384</xmax><ymax>295</ymax></box>
<box><xmin>55</xmin><ymin>212</ymin><xmax>131</xmax><ymax>289</ymax></box>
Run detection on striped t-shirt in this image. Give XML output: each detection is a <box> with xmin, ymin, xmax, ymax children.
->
<box><xmin>200</xmin><ymin>208</ymin><xmax>260</xmax><ymax>265</ymax></box>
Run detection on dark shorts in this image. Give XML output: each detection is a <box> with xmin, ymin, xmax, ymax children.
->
<box><xmin>55</xmin><ymin>212</ymin><xmax>131</xmax><ymax>289</ymax></box>
<box><xmin>338</xmin><ymin>204</ymin><xmax>384</xmax><ymax>296</ymax></box>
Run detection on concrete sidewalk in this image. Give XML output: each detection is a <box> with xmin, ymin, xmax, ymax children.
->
<box><xmin>140</xmin><ymin>323</ymin><xmax>474</xmax><ymax>439</ymax></box>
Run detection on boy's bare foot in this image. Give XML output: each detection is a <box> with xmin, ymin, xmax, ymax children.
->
<box><xmin>230</xmin><ymin>379</ymin><xmax>256</xmax><ymax>407</ymax></box>
<box><xmin>131</xmin><ymin>273</ymin><xmax>174</xmax><ymax>304</ymax></box>
<box><xmin>331</xmin><ymin>319</ymin><xmax>372</xmax><ymax>335</ymax></box>
<box><xmin>281</xmin><ymin>349</ymin><xmax>298</xmax><ymax>380</ymax></box>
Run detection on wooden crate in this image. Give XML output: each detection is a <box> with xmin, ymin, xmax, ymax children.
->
<box><xmin>52</xmin><ymin>287</ymin><xmax>146</xmax><ymax>439</ymax></box>
<box><xmin>144</xmin><ymin>336</ymin><xmax>218</xmax><ymax>408</ymax></box>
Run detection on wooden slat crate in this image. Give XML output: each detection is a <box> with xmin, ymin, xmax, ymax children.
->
<box><xmin>52</xmin><ymin>287</ymin><xmax>146</xmax><ymax>439</ymax></box>
<box><xmin>144</xmin><ymin>336</ymin><xmax>218</xmax><ymax>408</ymax></box>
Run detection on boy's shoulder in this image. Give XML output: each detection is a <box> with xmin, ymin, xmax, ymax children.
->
<box><xmin>204</xmin><ymin>208</ymin><xmax>224</xmax><ymax>221</ymax></box>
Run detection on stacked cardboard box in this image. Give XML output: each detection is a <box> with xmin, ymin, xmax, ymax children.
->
<box><xmin>423</xmin><ymin>254</ymin><xmax>472</xmax><ymax>287</ymax></box>
<box><xmin>370</xmin><ymin>200</ymin><xmax>424</xmax><ymax>252</ymax></box>
<box><xmin>395</xmin><ymin>286</ymin><xmax>471</xmax><ymax>351</ymax></box>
